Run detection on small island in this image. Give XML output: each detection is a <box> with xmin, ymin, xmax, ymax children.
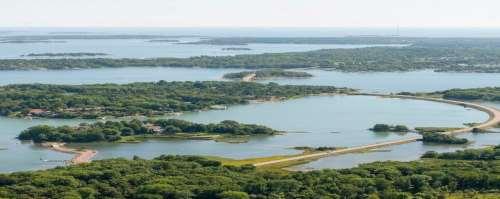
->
<box><xmin>369</xmin><ymin>124</ymin><xmax>410</xmax><ymax>132</ymax></box>
<box><xmin>222</xmin><ymin>47</ymin><xmax>252</xmax><ymax>51</ymax></box>
<box><xmin>223</xmin><ymin>69</ymin><xmax>313</xmax><ymax>81</ymax></box>
<box><xmin>22</xmin><ymin>52</ymin><xmax>109</xmax><ymax>57</ymax></box>
<box><xmin>18</xmin><ymin>119</ymin><xmax>280</xmax><ymax>143</ymax></box>
<box><xmin>421</xmin><ymin>132</ymin><xmax>469</xmax><ymax>144</ymax></box>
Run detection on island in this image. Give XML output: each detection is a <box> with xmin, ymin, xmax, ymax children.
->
<box><xmin>2</xmin><ymin>41</ymin><xmax>500</xmax><ymax>72</ymax></box>
<box><xmin>221</xmin><ymin>47</ymin><xmax>252</xmax><ymax>51</ymax></box>
<box><xmin>0</xmin><ymin>81</ymin><xmax>352</xmax><ymax>119</ymax></box>
<box><xmin>223</xmin><ymin>69</ymin><xmax>313</xmax><ymax>81</ymax></box>
<box><xmin>0</xmin><ymin>145</ymin><xmax>498</xmax><ymax>198</ymax></box>
<box><xmin>421</xmin><ymin>132</ymin><xmax>469</xmax><ymax>144</ymax></box>
<box><xmin>18</xmin><ymin>119</ymin><xmax>279</xmax><ymax>143</ymax></box>
<box><xmin>369</xmin><ymin>124</ymin><xmax>410</xmax><ymax>132</ymax></box>
<box><xmin>22</xmin><ymin>52</ymin><xmax>109</xmax><ymax>57</ymax></box>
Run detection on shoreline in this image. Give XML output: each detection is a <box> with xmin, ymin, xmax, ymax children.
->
<box><xmin>41</xmin><ymin>142</ymin><xmax>97</xmax><ymax>164</ymax></box>
<box><xmin>253</xmin><ymin>93</ymin><xmax>500</xmax><ymax>168</ymax></box>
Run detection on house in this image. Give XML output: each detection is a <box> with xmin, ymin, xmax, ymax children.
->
<box><xmin>145</xmin><ymin>124</ymin><xmax>162</xmax><ymax>134</ymax></box>
<box><xmin>28</xmin><ymin>109</ymin><xmax>47</xmax><ymax>116</ymax></box>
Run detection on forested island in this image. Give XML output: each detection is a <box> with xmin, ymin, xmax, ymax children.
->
<box><xmin>1</xmin><ymin>46</ymin><xmax>500</xmax><ymax>72</ymax></box>
<box><xmin>0</xmin><ymin>81</ymin><xmax>350</xmax><ymax>119</ymax></box>
<box><xmin>0</xmin><ymin>146</ymin><xmax>499</xmax><ymax>198</ymax></box>
<box><xmin>223</xmin><ymin>69</ymin><xmax>313</xmax><ymax>80</ymax></box>
<box><xmin>369</xmin><ymin>124</ymin><xmax>410</xmax><ymax>132</ymax></box>
<box><xmin>18</xmin><ymin>119</ymin><xmax>279</xmax><ymax>143</ymax></box>
<box><xmin>22</xmin><ymin>52</ymin><xmax>109</xmax><ymax>57</ymax></box>
<box><xmin>421</xmin><ymin>132</ymin><xmax>469</xmax><ymax>144</ymax></box>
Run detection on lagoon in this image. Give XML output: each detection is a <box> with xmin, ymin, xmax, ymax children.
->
<box><xmin>0</xmin><ymin>95</ymin><xmax>488</xmax><ymax>172</ymax></box>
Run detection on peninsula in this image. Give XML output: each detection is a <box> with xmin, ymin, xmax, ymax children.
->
<box><xmin>18</xmin><ymin>119</ymin><xmax>279</xmax><ymax>143</ymax></box>
<box><xmin>0</xmin><ymin>81</ymin><xmax>351</xmax><ymax>119</ymax></box>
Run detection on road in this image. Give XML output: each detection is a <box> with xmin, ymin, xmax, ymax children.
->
<box><xmin>254</xmin><ymin>94</ymin><xmax>500</xmax><ymax>167</ymax></box>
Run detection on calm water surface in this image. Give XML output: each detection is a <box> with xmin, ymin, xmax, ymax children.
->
<box><xmin>0</xmin><ymin>95</ymin><xmax>488</xmax><ymax>172</ymax></box>
<box><xmin>0</xmin><ymin>38</ymin><xmax>398</xmax><ymax>59</ymax></box>
<box><xmin>1</xmin><ymin>68</ymin><xmax>499</xmax><ymax>93</ymax></box>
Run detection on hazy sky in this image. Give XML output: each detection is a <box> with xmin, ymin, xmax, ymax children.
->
<box><xmin>1</xmin><ymin>0</ymin><xmax>499</xmax><ymax>27</ymax></box>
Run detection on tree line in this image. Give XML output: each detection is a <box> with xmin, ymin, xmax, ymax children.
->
<box><xmin>18</xmin><ymin>119</ymin><xmax>278</xmax><ymax>143</ymax></box>
<box><xmin>2</xmin><ymin>46</ymin><xmax>500</xmax><ymax>73</ymax></box>
<box><xmin>0</xmin><ymin>81</ymin><xmax>349</xmax><ymax>119</ymax></box>
<box><xmin>0</xmin><ymin>145</ymin><xmax>499</xmax><ymax>198</ymax></box>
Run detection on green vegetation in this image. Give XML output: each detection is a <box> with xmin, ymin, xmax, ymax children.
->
<box><xmin>421</xmin><ymin>132</ymin><xmax>469</xmax><ymax>144</ymax></box>
<box><xmin>433</xmin><ymin>87</ymin><xmax>500</xmax><ymax>101</ymax></box>
<box><xmin>18</xmin><ymin>119</ymin><xmax>278</xmax><ymax>143</ymax></box>
<box><xmin>415</xmin><ymin>127</ymin><xmax>462</xmax><ymax>134</ymax></box>
<box><xmin>2</xmin><ymin>46</ymin><xmax>500</xmax><ymax>72</ymax></box>
<box><xmin>422</xmin><ymin>145</ymin><xmax>500</xmax><ymax>160</ymax></box>
<box><xmin>22</xmin><ymin>52</ymin><xmax>109</xmax><ymax>57</ymax></box>
<box><xmin>0</xmin><ymin>81</ymin><xmax>350</xmax><ymax>118</ymax></box>
<box><xmin>1</xmin><ymin>147</ymin><xmax>500</xmax><ymax>198</ymax></box>
<box><xmin>223</xmin><ymin>69</ymin><xmax>313</xmax><ymax>80</ymax></box>
<box><xmin>222</xmin><ymin>48</ymin><xmax>252</xmax><ymax>51</ymax></box>
<box><xmin>369</xmin><ymin>124</ymin><xmax>410</xmax><ymax>132</ymax></box>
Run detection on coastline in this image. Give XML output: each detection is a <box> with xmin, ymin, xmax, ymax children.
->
<box><xmin>41</xmin><ymin>142</ymin><xmax>97</xmax><ymax>164</ymax></box>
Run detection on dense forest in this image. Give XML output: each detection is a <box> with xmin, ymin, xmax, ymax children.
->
<box><xmin>2</xmin><ymin>46</ymin><xmax>500</xmax><ymax>72</ymax></box>
<box><xmin>0</xmin><ymin>81</ymin><xmax>349</xmax><ymax>118</ymax></box>
<box><xmin>18</xmin><ymin>119</ymin><xmax>278</xmax><ymax>143</ymax></box>
<box><xmin>223</xmin><ymin>69</ymin><xmax>313</xmax><ymax>80</ymax></box>
<box><xmin>0</xmin><ymin>146</ymin><xmax>499</xmax><ymax>198</ymax></box>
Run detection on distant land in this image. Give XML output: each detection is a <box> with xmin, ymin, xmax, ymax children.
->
<box><xmin>22</xmin><ymin>52</ymin><xmax>109</xmax><ymax>57</ymax></box>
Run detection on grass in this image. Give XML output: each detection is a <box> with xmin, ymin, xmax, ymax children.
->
<box><xmin>204</xmin><ymin>149</ymin><xmax>327</xmax><ymax>172</ymax></box>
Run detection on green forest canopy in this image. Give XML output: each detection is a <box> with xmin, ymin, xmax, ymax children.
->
<box><xmin>18</xmin><ymin>119</ymin><xmax>279</xmax><ymax>143</ymax></box>
<box><xmin>0</xmin><ymin>145</ymin><xmax>499</xmax><ymax>198</ymax></box>
<box><xmin>0</xmin><ymin>81</ymin><xmax>350</xmax><ymax>119</ymax></box>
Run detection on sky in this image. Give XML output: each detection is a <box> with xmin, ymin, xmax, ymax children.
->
<box><xmin>1</xmin><ymin>0</ymin><xmax>499</xmax><ymax>27</ymax></box>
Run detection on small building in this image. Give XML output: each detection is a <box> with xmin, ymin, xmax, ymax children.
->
<box><xmin>145</xmin><ymin>124</ymin><xmax>162</xmax><ymax>134</ymax></box>
<box><xmin>28</xmin><ymin>109</ymin><xmax>47</xmax><ymax>116</ymax></box>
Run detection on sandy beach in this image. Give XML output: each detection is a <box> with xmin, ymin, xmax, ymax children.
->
<box><xmin>42</xmin><ymin>142</ymin><xmax>97</xmax><ymax>164</ymax></box>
